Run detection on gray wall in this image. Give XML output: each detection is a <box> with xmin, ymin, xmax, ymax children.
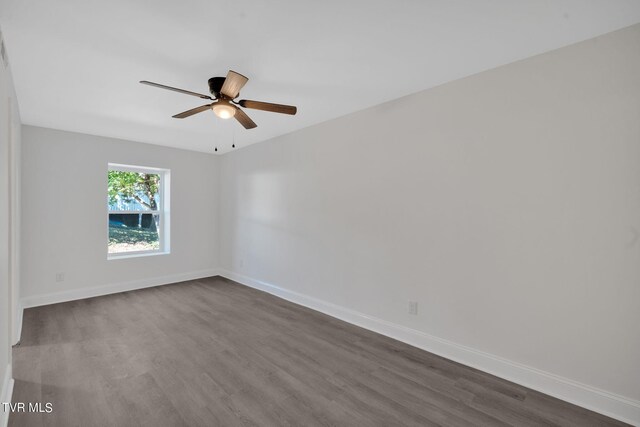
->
<box><xmin>20</xmin><ymin>126</ymin><xmax>219</xmax><ymax>303</ymax></box>
<box><xmin>0</xmin><ymin>26</ymin><xmax>22</xmax><ymax>415</ymax></box>
<box><xmin>218</xmin><ymin>24</ymin><xmax>640</xmax><ymax>404</ymax></box>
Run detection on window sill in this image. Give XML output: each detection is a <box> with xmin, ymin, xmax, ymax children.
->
<box><xmin>108</xmin><ymin>250</ymin><xmax>170</xmax><ymax>261</ymax></box>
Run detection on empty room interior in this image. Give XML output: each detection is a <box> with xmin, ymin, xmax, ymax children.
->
<box><xmin>1</xmin><ymin>1</ymin><xmax>640</xmax><ymax>426</ymax></box>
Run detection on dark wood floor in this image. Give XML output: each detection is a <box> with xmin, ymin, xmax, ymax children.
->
<box><xmin>10</xmin><ymin>276</ymin><xmax>626</xmax><ymax>426</ymax></box>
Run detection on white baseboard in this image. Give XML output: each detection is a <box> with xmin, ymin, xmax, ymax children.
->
<box><xmin>1</xmin><ymin>364</ymin><xmax>14</xmax><ymax>427</ymax></box>
<box><xmin>218</xmin><ymin>269</ymin><xmax>640</xmax><ymax>426</ymax></box>
<box><xmin>21</xmin><ymin>268</ymin><xmax>219</xmax><ymax>308</ymax></box>
<box><xmin>13</xmin><ymin>301</ymin><xmax>23</xmax><ymax>345</ymax></box>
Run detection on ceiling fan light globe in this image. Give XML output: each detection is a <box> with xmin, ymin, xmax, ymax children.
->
<box><xmin>212</xmin><ymin>102</ymin><xmax>236</xmax><ymax>119</ymax></box>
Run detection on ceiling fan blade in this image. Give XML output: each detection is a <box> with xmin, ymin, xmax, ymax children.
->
<box><xmin>172</xmin><ymin>104</ymin><xmax>212</xmax><ymax>119</ymax></box>
<box><xmin>220</xmin><ymin>70</ymin><xmax>248</xmax><ymax>99</ymax></box>
<box><xmin>238</xmin><ymin>99</ymin><xmax>297</xmax><ymax>115</ymax></box>
<box><xmin>140</xmin><ymin>80</ymin><xmax>213</xmax><ymax>100</ymax></box>
<box><xmin>233</xmin><ymin>106</ymin><xmax>257</xmax><ymax>129</ymax></box>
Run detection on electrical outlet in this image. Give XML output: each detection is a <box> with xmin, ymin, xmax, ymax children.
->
<box><xmin>55</xmin><ymin>272</ymin><xmax>65</xmax><ymax>282</ymax></box>
<box><xmin>408</xmin><ymin>301</ymin><xmax>418</xmax><ymax>315</ymax></box>
<box><xmin>239</xmin><ymin>259</ymin><xmax>244</xmax><ymax>268</ymax></box>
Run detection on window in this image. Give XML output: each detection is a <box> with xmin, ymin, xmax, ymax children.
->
<box><xmin>107</xmin><ymin>164</ymin><xmax>170</xmax><ymax>258</ymax></box>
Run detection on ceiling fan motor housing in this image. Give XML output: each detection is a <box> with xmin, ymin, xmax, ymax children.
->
<box><xmin>208</xmin><ymin>77</ymin><xmax>227</xmax><ymax>98</ymax></box>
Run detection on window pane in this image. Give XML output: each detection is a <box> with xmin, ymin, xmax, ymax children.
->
<box><xmin>108</xmin><ymin>171</ymin><xmax>161</xmax><ymax>212</ymax></box>
<box><xmin>108</xmin><ymin>213</ymin><xmax>160</xmax><ymax>253</ymax></box>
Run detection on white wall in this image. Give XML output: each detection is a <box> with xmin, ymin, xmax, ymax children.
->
<box><xmin>218</xmin><ymin>24</ymin><xmax>640</xmax><ymax>421</ymax></box>
<box><xmin>0</xmin><ymin>27</ymin><xmax>21</xmax><ymax>425</ymax></box>
<box><xmin>20</xmin><ymin>126</ymin><xmax>218</xmax><ymax>305</ymax></box>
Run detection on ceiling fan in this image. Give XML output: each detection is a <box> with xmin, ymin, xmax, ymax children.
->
<box><xmin>140</xmin><ymin>70</ymin><xmax>297</xmax><ymax>129</ymax></box>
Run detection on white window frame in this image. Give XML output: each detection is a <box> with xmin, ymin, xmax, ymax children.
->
<box><xmin>107</xmin><ymin>163</ymin><xmax>171</xmax><ymax>260</ymax></box>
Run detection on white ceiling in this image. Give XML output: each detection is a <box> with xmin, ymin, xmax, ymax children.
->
<box><xmin>1</xmin><ymin>1</ymin><xmax>640</xmax><ymax>154</ymax></box>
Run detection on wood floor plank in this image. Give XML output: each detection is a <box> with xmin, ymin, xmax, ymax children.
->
<box><xmin>9</xmin><ymin>276</ymin><xmax>630</xmax><ymax>426</ymax></box>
